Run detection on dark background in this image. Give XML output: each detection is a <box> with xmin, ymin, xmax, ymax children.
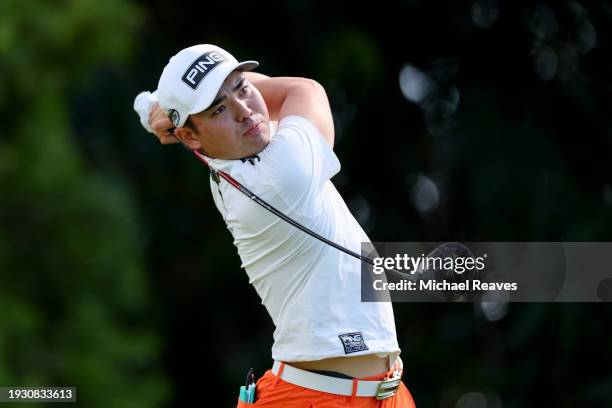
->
<box><xmin>1</xmin><ymin>0</ymin><xmax>611</xmax><ymax>407</ymax></box>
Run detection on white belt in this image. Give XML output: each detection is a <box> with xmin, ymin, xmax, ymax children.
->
<box><xmin>271</xmin><ymin>357</ymin><xmax>403</xmax><ymax>400</ymax></box>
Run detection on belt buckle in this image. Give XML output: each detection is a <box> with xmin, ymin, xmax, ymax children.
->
<box><xmin>375</xmin><ymin>372</ymin><xmax>401</xmax><ymax>400</ymax></box>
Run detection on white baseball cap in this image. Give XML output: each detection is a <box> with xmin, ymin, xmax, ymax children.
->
<box><xmin>157</xmin><ymin>44</ymin><xmax>259</xmax><ymax>127</ymax></box>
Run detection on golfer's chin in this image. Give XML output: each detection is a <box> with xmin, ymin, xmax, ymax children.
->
<box><xmin>245</xmin><ymin>132</ymin><xmax>270</xmax><ymax>156</ymax></box>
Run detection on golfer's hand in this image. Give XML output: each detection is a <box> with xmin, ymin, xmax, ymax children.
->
<box><xmin>149</xmin><ymin>103</ymin><xmax>179</xmax><ymax>145</ymax></box>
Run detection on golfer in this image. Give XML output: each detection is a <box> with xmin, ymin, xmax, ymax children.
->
<box><xmin>134</xmin><ymin>44</ymin><xmax>416</xmax><ymax>407</ymax></box>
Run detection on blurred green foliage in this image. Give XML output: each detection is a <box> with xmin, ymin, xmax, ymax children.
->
<box><xmin>0</xmin><ymin>0</ymin><xmax>169</xmax><ymax>406</ymax></box>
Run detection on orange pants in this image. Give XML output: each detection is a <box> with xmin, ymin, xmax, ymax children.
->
<box><xmin>236</xmin><ymin>366</ymin><xmax>416</xmax><ymax>408</ymax></box>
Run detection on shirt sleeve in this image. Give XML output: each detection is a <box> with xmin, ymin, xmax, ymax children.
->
<box><xmin>275</xmin><ymin>114</ymin><xmax>340</xmax><ymax>178</ymax></box>
<box><xmin>256</xmin><ymin>115</ymin><xmax>340</xmax><ymax>208</ymax></box>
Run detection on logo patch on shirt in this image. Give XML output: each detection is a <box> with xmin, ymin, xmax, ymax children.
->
<box><xmin>338</xmin><ymin>332</ymin><xmax>369</xmax><ymax>354</ymax></box>
<box><xmin>240</xmin><ymin>154</ymin><xmax>261</xmax><ymax>166</ymax></box>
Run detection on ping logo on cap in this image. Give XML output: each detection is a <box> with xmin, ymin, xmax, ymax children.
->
<box><xmin>182</xmin><ymin>51</ymin><xmax>226</xmax><ymax>90</ymax></box>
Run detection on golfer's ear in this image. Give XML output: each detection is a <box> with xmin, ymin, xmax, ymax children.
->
<box><xmin>174</xmin><ymin>127</ymin><xmax>202</xmax><ymax>150</ymax></box>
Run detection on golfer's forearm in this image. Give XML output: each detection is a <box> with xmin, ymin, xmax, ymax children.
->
<box><xmin>245</xmin><ymin>72</ymin><xmax>316</xmax><ymax>121</ymax></box>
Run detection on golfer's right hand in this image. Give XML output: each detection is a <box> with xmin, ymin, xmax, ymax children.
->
<box><xmin>149</xmin><ymin>103</ymin><xmax>179</xmax><ymax>145</ymax></box>
<box><xmin>133</xmin><ymin>91</ymin><xmax>178</xmax><ymax>145</ymax></box>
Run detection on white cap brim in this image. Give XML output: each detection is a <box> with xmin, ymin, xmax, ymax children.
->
<box><xmin>187</xmin><ymin>60</ymin><xmax>259</xmax><ymax>118</ymax></box>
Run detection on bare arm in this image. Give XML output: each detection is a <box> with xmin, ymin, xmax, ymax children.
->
<box><xmin>245</xmin><ymin>72</ymin><xmax>335</xmax><ymax>148</ymax></box>
<box><xmin>138</xmin><ymin>72</ymin><xmax>335</xmax><ymax>147</ymax></box>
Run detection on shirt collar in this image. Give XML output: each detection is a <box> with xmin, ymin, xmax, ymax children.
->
<box><xmin>196</xmin><ymin>121</ymin><xmax>277</xmax><ymax>172</ymax></box>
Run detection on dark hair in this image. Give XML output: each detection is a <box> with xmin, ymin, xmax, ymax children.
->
<box><xmin>184</xmin><ymin>116</ymin><xmax>197</xmax><ymax>132</ymax></box>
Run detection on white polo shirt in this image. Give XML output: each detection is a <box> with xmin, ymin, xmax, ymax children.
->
<box><xmin>206</xmin><ymin>115</ymin><xmax>400</xmax><ymax>362</ymax></box>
